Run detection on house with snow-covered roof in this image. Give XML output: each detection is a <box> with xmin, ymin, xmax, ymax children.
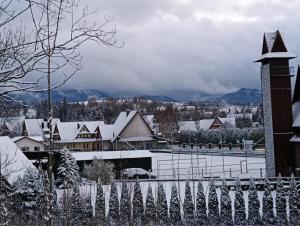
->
<box><xmin>22</xmin><ymin>118</ymin><xmax>60</xmax><ymax>139</ymax></box>
<box><xmin>178</xmin><ymin>117</ymin><xmax>236</xmax><ymax>133</ymax></box>
<box><xmin>0</xmin><ymin>116</ymin><xmax>24</xmax><ymax>137</ymax></box>
<box><xmin>51</xmin><ymin>110</ymin><xmax>158</xmax><ymax>151</ymax></box>
<box><xmin>111</xmin><ymin>110</ymin><xmax>156</xmax><ymax>150</ymax></box>
<box><xmin>0</xmin><ymin>136</ymin><xmax>37</xmax><ymax>185</ymax></box>
<box><xmin>52</xmin><ymin>120</ymin><xmax>112</xmax><ymax>151</ymax></box>
<box><xmin>12</xmin><ymin>136</ymin><xmax>46</xmax><ymax>152</ymax></box>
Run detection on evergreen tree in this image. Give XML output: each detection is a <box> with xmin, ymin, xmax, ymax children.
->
<box><xmin>247</xmin><ymin>178</ymin><xmax>262</xmax><ymax>225</ymax></box>
<box><xmin>0</xmin><ymin>191</ymin><xmax>9</xmax><ymax>225</ymax></box>
<box><xmin>234</xmin><ymin>177</ymin><xmax>246</xmax><ymax>225</ymax></box>
<box><xmin>157</xmin><ymin>183</ymin><xmax>168</xmax><ymax>225</ymax></box>
<box><xmin>82</xmin><ymin>195</ymin><xmax>93</xmax><ymax>224</ymax></box>
<box><xmin>183</xmin><ymin>181</ymin><xmax>194</xmax><ymax>225</ymax></box>
<box><xmin>169</xmin><ymin>183</ymin><xmax>181</xmax><ymax>226</ymax></box>
<box><xmin>275</xmin><ymin>174</ymin><xmax>287</xmax><ymax>225</ymax></box>
<box><xmin>11</xmin><ymin>168</ymin><xmax>44</xmax><ymax>220</ymax></box>
<box><xmin>145</xmin><ymin>184</ymin><xmax>156</xmax><ymax>226</ymax></box>
<box><xmin>289</xmin><ymin>174</ymin><xmax>299</xmax><ymax>226</ymax></box>
<box><xmin>208</xmin><ymin>179</ymin><xmax>220</xmax><ymax>225</ymax></box>
<box><xmin>108</xmin><ymin>181</ymin><xmax>119</xmax><ymax>226</ymax></box>
<box><xmin>120</xmin><ymin>181</ymin><xmax>131</xmax><ymax>226</ymax></box>
<box><xmin>35</xmin><ymin>169</ymin><xmax>46</xmax><ymax>223</ymax></box>
<box><xmin>261</xmin><ymin>178</ymin><xmax>275</xmax><ymax>225</ymax></box>
<box><xmin>220</xmin><ymin>180</ymin><xmax>233</xmax><ymax>225</ymax></box>
<box><xmin>132</xmin><ymin>180</ymin><xmax>144</xmax><ymax>226</ymax></box>
<box><xmin>56</xmin><ymin>149</ymin><xmax>80</xmax><ymax>188</ymax></box>
<box><xmin>195</xmin><ymin>180</ymin><xmax>207</xmax><ymax>225</ymax></box>
<box><xmin>95</xmin><ymin>180</ymin><xmax>106</xmax><ymax>226</ymax></box>
<box><xmin>70</xmin><ymin>183</ymin><xmax>82</xmax><ymax>226</ymax></box>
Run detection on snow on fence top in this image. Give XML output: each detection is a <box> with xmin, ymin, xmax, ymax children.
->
<box><xmin>0</xmin><ymin>136</ymin><xmax>37</xmax><ymax>184</ymax></box>
<box><xmin>72</xmin><ymin>150</ymin><xmax>153</xmax><ymax>161</ymax></box>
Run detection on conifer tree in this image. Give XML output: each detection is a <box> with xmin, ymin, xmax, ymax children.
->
<box><xmin>108</xmin><ymin>181</ymin><xmax>119</xmax><ymax>226</ymax></box>
<box><xmin>12</xmin><ymin>168</ymin><xmax>44</xmax><ymax>220</ymax></box>
<box><xmin>82</xmin><ymin>195</ymin><xmax>93</xmax><ymax>224</ymax></box>
<box><xmin>195</xmin><ymin>180</ymin><xmax>207</xmax><ymax>225</ymax></box>
<box><xmin>261</xmin><ymin>178</ymin><xmax>275</xmax><ymax>225</ymax></box>
<box><xmin>70</xmin><ymin>183</ymin><xmax>82</xmax><ymax>226</ymax></box>
<box><xmin>275</xmin><ymin>174</ymin><xmax>287</xmax><ymax>225</ymax></box>
<box><xmin>95</xmin><ymin>180</ymin><xmax>106</xmax><ymax>226</ymax></box>
<box><xmin>0</xmin><ymin>191</ymin><xmax>9</xmax><ymax>225</ymax></box>
<box><xmin>169</xmin><ymin>183</ymin><xmax>181</xmax><ymax>226</ymax></box>
<box><xmin>145</xmin><ymin>184</ymin><xmax>156</xmax><ymax>226</ymax></box>
<box><xmin>183</xmin><ymin>181</ymin><xmax>194</xmax><ymax>225</ymax></box>
<box><xmin>157</xmin><ymin>183</ymin><xmax>168</xmax><ymax>225</ymax></box>
<box><xmin>247</xmin><ymin>178</ymin><xmax>261</xmax><ymax>225</ymax></box>
<box><xmin>208</xmin><ymin>179</ymin><xmax>220</xmax><ymax>225</ymax></box>
<box><xmin>56</xmin><ymin>149</ymin><xmax>80</xmax><ymax>188</ymax></box>
<box><xmin>120</xmin><ymin>181</ymin><xmax>131</xmax><ymax>226</ymax></box>
<box><xmin>35</xmin><ymin>169</ymin><xmax>46</xmax><ymax>223</ymax></box>
<box><xmin>289</xmin><ymin>174</ymin><xmax>299</xmax><ymax>226</ymax></box>
<box><xmin>234</xmin><ymin>177</ymin><xmax>246</xmax><ymax>225</ymax></box>
<box><xmin>132</xmin><ymin>180</ymin><xmax>144</xmax><ymax>226</ymax></box>
<box><xmin>220</xmin><ymin>180</ymin><xmax>233</xmax><ymax>225</ymax></box>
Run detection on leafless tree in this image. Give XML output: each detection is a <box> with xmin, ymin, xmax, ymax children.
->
<box><xmin>1</xmin><ymin>0</ymin><xmax>119</xmax><ymax>224</ymax></box>
<box><xmin>0</xmin><ymin>0</ymin><xmax>118</xmax><ymax>101</ymax></box>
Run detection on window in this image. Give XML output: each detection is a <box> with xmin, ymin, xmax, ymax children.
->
<box><xmin>21</xmin><ymin>147</ymin><xmax>29</xmax><ymax>152</ymax></box>
<box><xmin>34</xmin><ymin>146</ymin><xmax>40</xmax><ymax>151</ymax></box>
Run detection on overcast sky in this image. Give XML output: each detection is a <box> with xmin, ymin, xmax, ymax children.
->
<box><xmin>36</xmin><ymin>0</ymin><xmax>300</xmax><ymax>94</ymax></box>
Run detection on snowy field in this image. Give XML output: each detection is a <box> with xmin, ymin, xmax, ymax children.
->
<box><xmin>151</xmin><ymin>152</ymin><xmax>266</xmax><ymax>180</ymax></box>
<box><xmin>57</xmin><ymin>153</ymin><xmax>267</xmax><ymax>215</ymax></box>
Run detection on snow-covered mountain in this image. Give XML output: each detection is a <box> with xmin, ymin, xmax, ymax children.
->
<box><xmin>15</xmin><ymin>89</ymin><xmax>108</xmax><ymax>103</ymax></box>
<box><xmin>15</xmin><ymin>88</ymin><xmax>261</xmax><ymax>104</ymax></box>
<box><xmin>219</xmin><ymin>88</ymin><xmax>262</xmax><ymax>105</ymax></box>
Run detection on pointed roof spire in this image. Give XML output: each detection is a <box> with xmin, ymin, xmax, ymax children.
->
<box><xmin>255</xmin><ymin>30</ymin><xmax>296</xmax><ymax>62</ymax></box>
<box><xmin>293</xmin><ymin>65</ymin><xmax>300</xmax><ymax>104</ymax></box>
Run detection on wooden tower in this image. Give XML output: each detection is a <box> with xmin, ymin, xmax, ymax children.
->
<box><xmin>256</xmin><ymin>30</ymin><xmax>296</xmax><ymax>177</ymax></box>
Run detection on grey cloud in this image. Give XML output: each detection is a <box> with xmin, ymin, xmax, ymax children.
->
<box><xmin>59</xmin><ymin>0</ymin><xmax>300</xmax><ymax>94</ymax></box>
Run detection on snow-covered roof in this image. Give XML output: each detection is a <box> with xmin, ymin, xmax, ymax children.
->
<box><xmin>12</xmin><ymin>136</ymin><xmax>45</xmax><ymax>144</ymax></box>
<box><xmin>178</xmin><ymin>121</ymin><xmax>198</xmax><ymax>132</ymax></box>
<box><xmin>200</xmin><ymin>119</ymin><xmax>215</xmax><ymax>130</ymax></box>
<box><xmin>72</xmin><ymin>150</ymin><xmax>153</xmax><ymax>161</ymax></box>
<box><xmin>178</xmin><ymin>117</ymin><xmax>236</xmax><ymax>132</ymax></box>
<box><xmin>0</xmin><ymin>116</ymin><xmax>25</xmax><ymax>133</ymax></box>
<box><xmin>24</xmin><ymin>118</ymin><xmax>60</xmax><ymax>136</ymax></box>
<box><xmin>54</xmin><ymin>110</ymin><xmax>152</xmax><ymax>143</ymax></box>
<box><xmin>0</xmin><ymin>136</ymin><xmax>37</xmax><ymax>184</ymax></box>
<box><xmin>219</xmin><ymin>117</ymin><xmax>236</xmax><ymax>127</ymax></box>
<box><xmin>290</xmin><ymin>134</ymin><xmax>300</xmax><ymax>142</ymax></box>
<box><xmin>112</xmin><ymin>111</ymin><xmax>138</xmax><ymax>141</ymax></box>
<box><xmin>255</xmin><ymin>52</ymin><xmax>296</xmax><ymax>62</ymax></box>
<box><xmin>143</xmin><ymin>115</ymin><xmax>154</xmax><ymax>128</ymax></box>
<box><xmin>55</xmin><ymin>120</ymin><xmax>122</xmax><ymax>141</ymax></box>
<box><xmin>265</xmin><ymin>32</ymin><xmax>276</xmax><ymax>52</ymax></box>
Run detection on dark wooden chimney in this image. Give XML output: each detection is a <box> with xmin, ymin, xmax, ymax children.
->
<box><xmin>256</xmin><ymin>30</ymin><xmax>296</xmax><ymax>176</ymax></box>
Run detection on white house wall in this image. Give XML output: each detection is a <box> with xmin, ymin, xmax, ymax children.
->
<box><xmin>119</xmin><ymin>114</ymin><xmax>153</xmax><ymax>140</ymax></box>
<box><xmin>15</xmin><ymin>138</ymin><xmax>45</xmax><ymax>152</ymax></box>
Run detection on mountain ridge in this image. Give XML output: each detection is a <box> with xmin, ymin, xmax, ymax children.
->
<box><xmin>16</xmin><ymin>88</ymin><xmax>261</xmax><ymax>105</ymax></box>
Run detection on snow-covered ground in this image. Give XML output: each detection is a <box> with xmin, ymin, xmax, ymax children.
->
<box><xmin>57</xmin><ymin>153</ymin><xmax>267</xmax><ymax>215</ymax></box>
<box><xmin>151</xmin><ymin>152</ymin><xmax>266</xmax><ymax>179</ymax></box>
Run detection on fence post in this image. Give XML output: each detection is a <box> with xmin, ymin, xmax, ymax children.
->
<box><xmin>201</xmin><ymin>168</ymin><xmax>204</xmax><ymax>178</ymax></box>
<box><xmin>260</xmin><ymin>168</ymin><xmax>263</xmax><ymax>178</ymax></box>
<box><xmin>230</xmin><ymin>168</ymin><xmax>232</xmax><ymax>178</ymax></box>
